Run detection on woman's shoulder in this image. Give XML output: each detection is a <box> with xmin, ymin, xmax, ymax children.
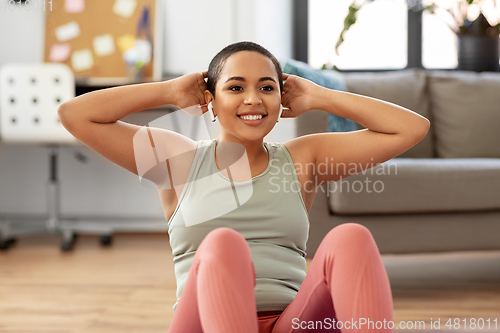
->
<box><xmin>191</xmin><ymin>138</ymin><xmax>217</xmax><ymax>151</ymax></box>
<box><xmin>197</xmin><ymin>138</ymin><xmax>213</xmax><ymax>146</ymax></box>
<box><xmin>281</xmin><ymin>138</ymin><xmax>315</xmax><ymax>167</ymax></box>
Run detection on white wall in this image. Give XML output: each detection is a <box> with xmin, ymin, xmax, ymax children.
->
<box><xmin>163</xmin><ymin>0</ymin><xmax>293</xmax><ymax>75</ymax></box>
<box><xmin>0</xmin><ymin>0</ymin><xmax>294</xmax><ymax>217</ymax></box>
<box><xmin>0</xmin><ymin>5</ymin><xmax>45</xmax><ymax>64</ymax></box>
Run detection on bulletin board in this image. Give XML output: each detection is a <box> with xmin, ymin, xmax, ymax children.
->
<box><xmin>43</xmin><ymin>0</ymin><xmax>163</xmax><ymax>86</ymax></box>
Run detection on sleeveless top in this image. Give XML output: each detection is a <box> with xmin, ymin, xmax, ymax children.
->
<box><xmin>167</xmin><ymin>138</ymin><xmax>310</xmax><ymax>312</ymax></box>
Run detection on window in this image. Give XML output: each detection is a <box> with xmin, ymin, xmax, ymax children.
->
<box><xmin>422</xmin><ymin>0</ymin><xmax>500</xmax><ymax>69</ymax></box>
<box><xmin>308</xmin><ymin>0</ymin><xmax>408</xmax><ymax>70</ymax></box>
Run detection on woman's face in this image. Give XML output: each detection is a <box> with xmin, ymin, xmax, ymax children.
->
<box><xmin>206</xmin><ymin>51</ymin><xmax>282</xmax><ymax>142</ymax></box>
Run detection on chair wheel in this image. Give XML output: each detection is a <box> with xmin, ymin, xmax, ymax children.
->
<box><xmin>0</xmin><ymin>238</ymin><xmax>16</xmax><ymax>251</ymax></box>
<box><xmin>61</xmin><ymin>239</ymin><xmax>75</xmax><ymax>252</ymax></box>
<box><xmin>100</xmin><ymin>235</ymin><xmax>112</xmax><ymax>246</ymax></box>
<box><xmin>60</xmin><ymin>233</ymin><xmax>77</xmax><ymax>252</ymax></box>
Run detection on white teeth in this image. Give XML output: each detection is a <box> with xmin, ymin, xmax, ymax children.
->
<box><xmin>240</xmin><ymin>115</ymin><xmax>263</xmax><ymax>120</ymax></box>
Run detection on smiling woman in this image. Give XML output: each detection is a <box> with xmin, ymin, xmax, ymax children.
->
<box><xmin>204</xmin><ymin>49</ymin><xmax>284</xmax><ymax>164</ymax></box>
<box><xmin>57</xmin><ymin>40</ymin><xmax>429</xmax><ymax>333</ymax></box>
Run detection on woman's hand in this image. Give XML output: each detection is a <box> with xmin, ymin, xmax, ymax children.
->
<box><xmin>170</xmin><ymin>71</ymin><xmax>209</xmax><ymax>114</ymax></box>
<box><xmin>280</xmin><ymin>74</ymin><xmax>322</xmax><ymax>118</ymax></box>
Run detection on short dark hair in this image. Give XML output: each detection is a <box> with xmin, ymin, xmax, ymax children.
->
<box><xmin>207</xmin><ymin>41</ymin><xmax>283</xmax><ymax>99</ymax></box>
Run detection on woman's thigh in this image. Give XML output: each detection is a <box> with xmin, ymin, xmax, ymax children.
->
<box><xmin>270</xmin><ymin>223</ymin><xmax>387</xmax><ymax>333</ymax></box>
<box><xmin>168</xmin><ymin>227</ymin><xmax>258</xmax><ymax>333</ymax></box>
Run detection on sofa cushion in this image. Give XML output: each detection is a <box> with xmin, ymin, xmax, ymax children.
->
<box><xmin>280</xmin><ymin>58</ymin><xmax>358</xmax><ymax>132</ymax></box>
<box><xmin>427</xmin><ymin>70</ymin><xmax>500</xmax><ymax>158</ymax></box>
<box><xmin>328</xmin><ymin>158</ymin><xmax>500</xmax><ymax>215</ymax></box>
<box><xmin>341</xmin><ymin>69</ymin><xmax>435</xmax><ymax>158</ymax></box>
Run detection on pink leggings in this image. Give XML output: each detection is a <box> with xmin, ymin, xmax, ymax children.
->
<box><xmin>168</xmin><ymin>223</ymin><xmax>394</xmax><ymax>333</ymax></box>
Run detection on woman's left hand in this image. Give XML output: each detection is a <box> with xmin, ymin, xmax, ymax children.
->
<box><xmin>280</xmin><ymin>74</ymin><xmax>322</xmax><ymax>118</ymax></box>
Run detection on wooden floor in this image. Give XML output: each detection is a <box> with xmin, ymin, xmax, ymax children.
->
<box><xmin>0</xmin><ymin>233</ymin><xmax>499</xmax><ymax>332</ymax></box>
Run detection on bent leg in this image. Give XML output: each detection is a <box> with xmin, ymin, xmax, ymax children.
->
<box><xmin>168</xmin><ymin>227</ymin><xmax>259</xmax><ymax>333</ymax></box>
<box><xmin>273</xmin><ymin>223</ymin><xmax>394</xmax><ymax>333</ymax></box>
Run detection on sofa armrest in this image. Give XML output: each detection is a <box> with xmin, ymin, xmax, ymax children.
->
<box><xmin>328</xmin><ymin>157</ymin><xmax>500</xmax><ymax>215</ymax></box>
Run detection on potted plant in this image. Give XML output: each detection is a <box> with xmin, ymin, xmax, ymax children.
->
<box><xmin>331</xmin><ymin>0</ymin><xmax>500</xmax><ymax>72</ymax></box>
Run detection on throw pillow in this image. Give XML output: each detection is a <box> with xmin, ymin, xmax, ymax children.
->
<box><xmin>280</xmin><ymin>58</ymin><xmax>358</xmax><ymax>132</ymax></box>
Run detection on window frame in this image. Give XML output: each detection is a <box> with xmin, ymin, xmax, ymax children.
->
<box><xmin>294</xmin><ymin>0</ymin><xmax>455</xmax><ymax>72</ymax></box>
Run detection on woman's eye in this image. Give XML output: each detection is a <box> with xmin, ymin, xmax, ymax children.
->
<box><xmin>229</xmin><ymin>86</ymin><xmax>274</xmax><ymax>91</ymax></box>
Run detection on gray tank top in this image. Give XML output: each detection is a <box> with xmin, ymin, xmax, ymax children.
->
<box><xmin>167</xmin><ymin>138</ymin><xmax>309</xmax><ymax>312</ymax></box>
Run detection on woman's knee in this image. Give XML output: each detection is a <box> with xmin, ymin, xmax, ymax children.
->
<box><xmin>198</xmin><ymin>227</ymin><xmax>255</xmax><ymax>280</ymax></box>
<box><xmin>200</xmin><ymin>227</ymin><xmax>251</xmax><ymax>258</ymax></box>
<box><xmin>205</xmin><ymin>227</ymin><xmax>246</xmax><ymax>244</ymax></box>
<box><xmin>325</xmin><ymin>223</ymin><xmax>377</xmax><ymax>249</ymax></box>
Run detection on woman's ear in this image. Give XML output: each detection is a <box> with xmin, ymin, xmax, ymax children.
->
<box><xmin>204</xmin><ymin>90</ymin><xmax>214</xmax><ymax>105</ymax></box>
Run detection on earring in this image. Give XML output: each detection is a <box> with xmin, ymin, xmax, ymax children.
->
<box><xmin>208</xmin><ymin>102</ymin><xmax>217</xmax><ymax>122</ymax></box>
<box><xmin>277</xmin><ymin>104</ymin><xmax>284</xmax><ymax>123</ymax></box>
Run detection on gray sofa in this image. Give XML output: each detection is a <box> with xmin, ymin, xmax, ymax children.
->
<box><xmin>299</xmin><ymin>69</ymin><xmax>500</xmax><ymax>258</ymax></box>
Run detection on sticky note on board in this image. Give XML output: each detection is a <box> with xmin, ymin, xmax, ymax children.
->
<box><xmin>55</xmin><ymin>21</ymin><xmax>80</xmax><ymax>42</ymax></box>
<box><xmin>49</xmin><ymin>43</ymin><xmax>71</xmax><ymax>62</ymax></box>
<box><xmin>123</xmin><ymin>39</ymin><xmax>151</xmax><ymax>65</ymax></box>
<box><xmin>117</xmin><ymin>34</ymin><xmax>135</xmax><ymax>53</ymax></box>
<box><xmin>65</xmin><ymin>0</ymin><xmax>85</xmax><ymax>13</ymax></box>
<box><xmin>113</xmin><ymin>0</ymin><xmax>137</xmax><ymax>18</ymax></box>
<box><xmin>72</xmin><ymin>49</ymin><xmax>93</xmax><ymax>71</ymax></box>
<box><xmin>93</xmin><ymin>34</ymin><xmax>115</xmax><ymax>56</ymax></box>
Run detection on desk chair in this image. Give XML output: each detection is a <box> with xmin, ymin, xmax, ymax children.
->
<box><xmin>0</xmin><ymin>63</ymin><xmax>167</xmax><ymax>251</ymax></box>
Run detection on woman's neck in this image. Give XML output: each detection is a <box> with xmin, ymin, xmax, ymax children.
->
<box><xmin>215</xmin><ymin>137</ymin><xmax>268</xmax><ymax>167</ymax></box>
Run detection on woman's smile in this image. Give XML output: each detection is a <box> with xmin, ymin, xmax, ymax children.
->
<box><xmin>237</xmin><ymin>114</ymin><xmax>267</xmax><ymax>126</ymax></box>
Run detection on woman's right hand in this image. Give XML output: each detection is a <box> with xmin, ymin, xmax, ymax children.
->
<box><xmin>170</xmin><ymin>71</ymin><xmax>209</xmax><ymax>114</ymax></box>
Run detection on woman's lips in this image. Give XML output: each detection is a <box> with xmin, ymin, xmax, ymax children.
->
<box><xmin>238</xmin><ymin>115</ymin><xmax>266</xmax><ymax>126</ymax></box>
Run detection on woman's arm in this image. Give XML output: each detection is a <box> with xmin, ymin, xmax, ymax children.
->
<box><xmin>312</xmin><ymin>86</ymin><xmax>430</xmax><ymax>138</ymax></box>
<box><xmin>281</xmin><ymin>74</ymin><xmax>430</xmax><ymax>183</ymax></box>
<box><xmin>58</xmin><ymin>80</ymin><xmax>175</xmax><ymax>124</ymax></box>
<box><xmin>58</xmin><ymin>72</ymin><xmax>207</xmax><ymax>176</ymax></box>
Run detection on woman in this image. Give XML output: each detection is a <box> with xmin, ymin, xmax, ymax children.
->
<box><xmin>58</xmin><ymin>41</ymin><xmax>430</xmax><ymax>333</ymax></box>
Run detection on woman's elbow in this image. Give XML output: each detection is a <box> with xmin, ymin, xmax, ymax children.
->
<box><xmin>57</xmin><ymin>102</ymin><xmax>79</xmax><ymax>130</ymax></box>
<box><xmin>411</xmin><ymin>117</ymin><xmax>431</xmax><ymax>143</ymax></box>
<box><xmin>57</xmin><ymin>103</ymin><xmax>69</xmax><ymax>126</ymax></box>
<box><xmin>419</xmin><ymin>116</ymin><xmax>431</xmax><ymax>134</ymax></box>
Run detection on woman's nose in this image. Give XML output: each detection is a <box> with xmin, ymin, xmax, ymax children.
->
<box><xmin>244</xmin><ymin>89</ymin><xmax>262</xmax><ymax>105</ymax></box>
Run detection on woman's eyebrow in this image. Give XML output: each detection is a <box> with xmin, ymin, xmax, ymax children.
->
<box><xmin>224</xmin><ymin>76</ymin><xmax>277</xmax><ymax>84</ymax></box>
